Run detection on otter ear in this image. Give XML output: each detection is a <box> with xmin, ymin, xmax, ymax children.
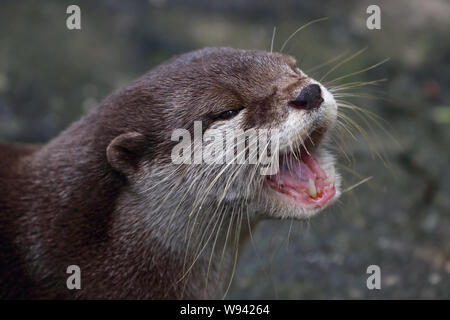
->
<box><xmin>106</xmin><ymin>132</ymin><xmax>147</xmax><ymax>176</ymax></box>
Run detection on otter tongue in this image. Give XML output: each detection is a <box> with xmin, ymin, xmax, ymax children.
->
<box><xmin>274</xmin><ymin>151</ymin><xmax>328</xmax><ymax>198</ymax></box>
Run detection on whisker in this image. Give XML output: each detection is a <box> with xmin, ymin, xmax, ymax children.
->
<box><xmin>325</xmin><ymin>58</ymin><xmax>390</xmax><ymax>85</ymax></box>
<box><xmin>319</xmin><ymin>47</ymin><xmax>367</xmax><ymax>82</ymax></box>
<box><xmin>221</xmin><ymin>209</ymin><xmax>243</xmax><ymax>299</ymax></box>
<box><xmin>306</xmin><ymin>50</ymin><xmax>350</xmax><ymax>74</ymax></box>
<box><xmin>270</xmin><ymin>26</ymin><xmax>277</xmax><ymax>53</ymax></box>
<box><xmin>329</xmin><ymin>78</ymin><xmax>387</xmax><ymax>92</ymax></box>
<box><xmin>280</xmin><ymin>17</ymin><xmax>329</xmax><ymax>53</ymax></box>
<box><xmin>341</xmin><ymin>176</ymin><xmax>373</xmax><ymax>193</ymax></box>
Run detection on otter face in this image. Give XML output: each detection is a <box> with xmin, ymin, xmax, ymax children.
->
<box><xmin>107</xmin><ymin>47</ymin><xmax>340</xmax><ymax>221</ymax></box>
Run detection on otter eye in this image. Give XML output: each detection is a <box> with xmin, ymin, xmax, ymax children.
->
<box><xmin>214</xmin><ymin>107</ymin><xmax>244</xmax><ymax>121</ymax></box>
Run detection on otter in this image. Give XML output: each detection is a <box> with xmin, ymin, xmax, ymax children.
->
<box><xmin>0</xmin><ymin>47</ymin><xmax>340</xmax><ymax>299</ymax></box>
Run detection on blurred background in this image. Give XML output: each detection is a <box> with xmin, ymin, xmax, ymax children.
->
<box><xmin>0</xmin><ymin>0</ymin><xmax>449</xmax><ymax>299</ymax></box>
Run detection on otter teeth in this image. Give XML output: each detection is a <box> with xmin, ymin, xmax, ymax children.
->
<box><xmin>308</xmin><ymin>178</ymin><xmax>317</xmax><ymax>198</ymax></box>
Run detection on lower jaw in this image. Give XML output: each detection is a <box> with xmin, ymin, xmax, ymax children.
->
<box><xmin>270</xmin><ymin>183</ymin><xmax>336</xmax><ymax>210</ymax></box>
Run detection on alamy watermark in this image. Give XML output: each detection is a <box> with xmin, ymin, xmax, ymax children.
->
<box><xmin>366</xmin><ymin>5</ymin><xmax>381</xmax><ymax>30</ymax></box>
<box><xmin>66</xmin><ymin>5</ymin><xmax>81</xmax><ymax>30</ymax></box>
<box><xmin>171</xmin><ymin>121</ymin><xmax>280</xmax><ymax>175</ymax></box>
<box><xmin>66</xmin><ymin>265</ymin><xmax>81</xmax><ymax>290</ymax></box>
<box><xmin>366</xmin><ymin>265</ymin><xmax>381</xmax><ymax>290</ymax></box>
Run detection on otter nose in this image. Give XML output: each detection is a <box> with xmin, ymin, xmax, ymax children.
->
<box><xmin>289</xmin><ymin>84</ymin><xmax>324</xmax><ymax>110</ymax></box>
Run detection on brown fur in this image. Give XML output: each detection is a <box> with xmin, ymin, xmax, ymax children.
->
<box><xmin>0</xmin><ymin>47</ymin><xmax>306</xmax><ymax>299</ymax></box>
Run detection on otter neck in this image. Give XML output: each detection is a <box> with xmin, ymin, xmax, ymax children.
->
<box><xmin>21</xmin><ymin>109</ymin><xmax>253</xmax><ymax>298</ymax></box>
<box><xmin>113</xmin><ymin>176</ymin><xmax>254</xmax><ymax>298</ymax></box>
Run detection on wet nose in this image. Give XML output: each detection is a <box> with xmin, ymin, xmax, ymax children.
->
<box><xmin>289</xmin><ymin>84</ymin><xmax>323</xmax><ymax>110</ymax></box>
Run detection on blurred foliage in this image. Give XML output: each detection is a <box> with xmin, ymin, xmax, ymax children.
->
<box><xmin>0</xmin><ymin>0</ymin><xmax>449</xmax><ymax>299</ymax></box>
<box><xmin>433</xmin><ymin>107</ymin><xmax>450</xmax><ymax>124</ymax></box>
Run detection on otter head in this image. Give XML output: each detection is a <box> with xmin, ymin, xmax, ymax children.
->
<box><xmin>105</xmin><ymin>47</ymin><xmax>340</xmax><ymax>226</ymax></box>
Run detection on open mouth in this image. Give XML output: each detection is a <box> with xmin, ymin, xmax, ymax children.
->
<box><xmin>266</xmin><ymin>131</ymin><xmax>336</xmax><ymax>210</ymax></box>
